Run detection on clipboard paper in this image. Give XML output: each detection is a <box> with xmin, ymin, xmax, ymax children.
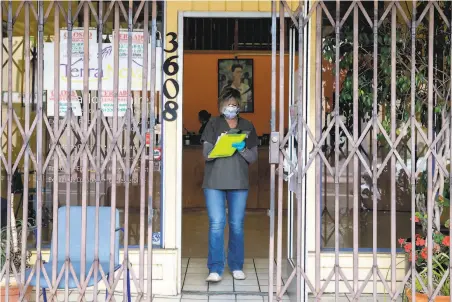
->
<box><xmin>208</xmin><ymin>134</ymin><xmax>247</xmax><ymax>159</ymax></box>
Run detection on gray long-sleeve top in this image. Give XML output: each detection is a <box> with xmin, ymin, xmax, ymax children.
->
<box><xmin>200</xmin><ymin>116</ymin><xmax>259</xmax><ymax>190</ymax></box>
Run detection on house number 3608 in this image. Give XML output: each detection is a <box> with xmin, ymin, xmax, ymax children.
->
<box><xmin>162</xmin><ymin>32</ymin><xmax>179</xmax><ymax>122</ymax></box>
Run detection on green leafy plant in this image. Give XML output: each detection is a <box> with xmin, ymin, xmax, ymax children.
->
<box><xmin>399</xmin><ymin>234</ymin><xmax>451</xmax><ymax>296</ymax></box>
<box><xmin>0</xmin><ymin>218</ymin><xmax>34</xmax><ymax>275</ymax></box>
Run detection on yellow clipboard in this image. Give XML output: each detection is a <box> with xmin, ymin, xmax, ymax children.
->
<box><xmin>208</xmin><ymin>134</ymin><xmax>247</xmax><ymax>159</ymax></box>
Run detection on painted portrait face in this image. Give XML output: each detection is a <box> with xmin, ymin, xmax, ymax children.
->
<box><xmin>232</xmin><ymin>67</ymin><xmax>243</xmax><ymax>82</ymax></box>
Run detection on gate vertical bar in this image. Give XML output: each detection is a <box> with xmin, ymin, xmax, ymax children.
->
<box><xmin>64</xmin><ymin>2</ymin><xmax>73</xmax><ymax>299</ymax></box>
<box><xmin>449</xmin><ymin>2</ymin><xmax>452</xmax><ymax>301</ymax></box>
<box><xmin>140</xmin><ymin>1</ymin><xmax>149</xmax><ymax>299</ymax></box>
<box><xmin>147</xmin><ymin>0</ymin><xmax>158</xmax><ymax>300</ymax></box>
<box><xmin>124</xmin><ymin>1</ymin><xmax>134</xmax><ymax>300</ymax></box>
<box><xmin>314</xmin><ymin>3</ymin><xmax>322</xmax><ymax>299</ymax></box>
<box><xmin>52</xmin><ymin>3</ymin><xmax>61</xmax><ymax>300</ymax></box>
<box><xmin>80</xmin><ymin>3</ymin><xmax>90</xmax><ymax>298</ymax></box>
<box><xmin>352</xmin><ymin>2</ymin><xmax>359</xmax><ymax>298</ymax></box>
<box><xmin>268</xmin><ymin>1</ymin><xmax>276</xmax><ymax>301</ymax></box>
<box><xmin>5</xmin><ymin>2</ymin><xmax>13</xmax><ymax>300</ymax></box>
<box><xmin>140</xmin><ymin>1</ymin><xmax>149</xmax><ymax>298</ymax></box>
<box><xmin>20</xmin><ymin>0</ymin><xmax>31</xmax><ymax>292</ymax></box>
<box><xmin>109</xmin><ymin>3</ymin><xmax>120</xmax><ymax>295</ymax></box>
<box><xmin>36</xmin><ymin>1</ymin><xmax>45</xmax><ymax>301</ymax></box>
<box><xmin>109</xmin><ymin>1</ymin><xmax>120</xmax><ymax>295</ymax></box>
<box><xmin>94</xmin><ymin>1</ymin><xmax>104</xmax><ymax>301</ymax></box>
<box><xmin>372</xmin><ymin>1</ymin><xmax>379</xmax><ymax>299</ymax></box>
<box><xmin>390</xmin><ymin>4</ymin><xmax>397</xmax><ymax>295</ymax></box>
<box><xmin>276</xmin><ymin>1</ymin><xmax>285</xmax><ymax>295</ymax></box>
<box><xmin>334</xmin><ymin>1</ymin><xmax>340</xmax><ymax>298</ymax></box>
<box><xmin>0</xmin><ymin>0</ymin><xmax>3</xmax><ymax>244</ymax></box>
<box><xmin>296</xmin><ymin>1</ymin><xmax>305</xmax><ymax>300</ymax></box>
<box><xmin>427</xmin><ymin>3</ymin><xmax>434</xmax><ymax>295</ymax></box>
<box><xmin>410</xmin><ymin>1</ymin><xmax>417</xmax><ymax>301</ymax></box>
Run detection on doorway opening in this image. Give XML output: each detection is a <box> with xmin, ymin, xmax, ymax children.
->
<box><xmin>179</xmin><ymin>13</ymin><xmax>296</xmax><ymax>297</ymax></box>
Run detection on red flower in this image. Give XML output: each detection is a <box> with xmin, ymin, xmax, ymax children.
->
<box><xmin>398</xmin><ymin>238</ymin><xmax>405</xmax><ymax>245</ymax></box>
<box><xmin>416</xmin><ymin>237</ymin><xmax>425</xmax><ymax>247</ymax></box>
<box><xmin>443</xmin><ymin>236</ymin><xmax>450</xmax><ymax>247</ymax></box>
<box><xmin>421</xmin><ymin>248</ymin><xmax>427</xmax><ymax>259</ymax></box>
<box><xmin>410</xmin><ymin>216</ymin><xmax>420</xmax><ymax>223</ymax></box>
<box><xmin>404</xmin><ymin>243</ymin><xmax>412</xmax><ymax>253</ymax></box>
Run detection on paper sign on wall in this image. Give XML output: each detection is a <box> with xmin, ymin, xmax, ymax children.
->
<box><xmin>43</xmin><ymin>29</ymin><xmax>162</xmax><ymax>92</ymax></box>
<box><xmin>47</xmin><ymin>90</ymin><xmax>83</xmax><ymax>117</ymax></box>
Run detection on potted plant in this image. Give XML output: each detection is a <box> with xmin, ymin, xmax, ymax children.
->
<box><xmin>398</xmin><ymin>173</ymin><xmax>451</xmax><ymax>301</ymax></box>
<box><xmin>0</xmin><ymin>218</ymin><xmax>34</xmax><ymax>301</ymax></box>
<box><xmin>397</xmin><ymin>167</ymin><xmax>451</xmax><ymax>301</ymax></box>
<box><xmin>399</xmin><ymin>231</ymin><xmax>450</xmax><ymax>301</ymax></box>
<box><xmin>1</xmin><ymin>171</ymin><xmax>34</xmax><ymax>301</ymax></box>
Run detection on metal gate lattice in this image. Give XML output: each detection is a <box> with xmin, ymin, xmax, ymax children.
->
<box><xmin>0</xmin><ymin>1</ymin><xmax>159</xmax><ymax>301</ymax></box>
<box><xmin>271</xmin><ymin>1</ymin><xmax>452</xmax><ymax>301</ymax></box>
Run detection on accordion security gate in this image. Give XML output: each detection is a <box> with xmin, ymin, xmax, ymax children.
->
<box><xmin>270</xmin><ymin>1</ymin><xmax>452</xmax><ymax>301</ymax></box>
<box><xmin>0</xmin><ymin>1</ymin><xmax>159</xmax><ymax>301</ymax></box>
<box><xmin>1</xmin><ymin>0</ymin><xmax>452</xmax><ymax>301</ymax></box>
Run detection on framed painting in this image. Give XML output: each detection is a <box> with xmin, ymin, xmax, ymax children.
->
<box><xmin>218</xmin><ymin>58</ymin><xmax>254</xmax><ymax>113</ymax></box>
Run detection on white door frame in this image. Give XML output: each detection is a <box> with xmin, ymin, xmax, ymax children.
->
<box><xmin>174</xmin><ymin>10</ymin><xmax>305</xmax><ymax>295</ymax></box>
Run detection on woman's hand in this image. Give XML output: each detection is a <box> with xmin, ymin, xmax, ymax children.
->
<box><xmin>232</xmin><ymin>141</ymin><xmax>246</xmax><ymax>152</ymax></box>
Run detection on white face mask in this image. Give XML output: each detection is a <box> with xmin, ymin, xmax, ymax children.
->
<box><xmin>222</xmin><ymin>105</ymin><xmax>239</xmax><ymax>119</ymax></box>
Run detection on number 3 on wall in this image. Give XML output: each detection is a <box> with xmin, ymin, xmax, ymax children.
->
<box><xmin>162</xmin><ymin>32</ymin><xmax>180</xmax><ymax>122</ymax></box>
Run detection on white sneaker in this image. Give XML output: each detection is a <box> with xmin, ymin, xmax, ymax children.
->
<box><xmin>206</xmin><ymin>273</ymin><xmax>222</xmax><ymax>282</ymax></box>
<box><xmin>232</xmin><ymin>270</ymin><xmax>246</xmax><ymax>280</ymax></box>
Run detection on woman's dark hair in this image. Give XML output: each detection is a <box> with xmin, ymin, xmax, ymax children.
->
<box><xmin>198</xmin><ymin>110</ymin><xmax>211</xmax><ymax>122</ymax></box>
<box><xmin>218</xmin><ymin>87</ymin><xmax>241</xmax><ymax>112</ymax></box>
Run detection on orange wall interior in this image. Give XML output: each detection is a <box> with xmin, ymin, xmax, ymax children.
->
<box><xmin>183</xmin><ymin>52</ymin><xmax>291</xmax><ymax>136</ymax></box>
<box><xmin>182</xmin><ymin>52</ymin><xmax>336</xmax><ymax>136</ymax></box>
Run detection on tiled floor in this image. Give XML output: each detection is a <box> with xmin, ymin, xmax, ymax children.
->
<box><xmin>182</xmin><ymin>210</ymin><xmax>288</xmax><ymax>259</ymax></box>
<box><xmin>180</xmin><ymin>258</ymin><xmax>290</xmax><ymax>301</ymax></box>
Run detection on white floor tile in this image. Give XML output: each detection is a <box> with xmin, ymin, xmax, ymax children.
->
<box><xmin>184</xmin><ymin>278</ymin><xmax>208</xmax><ymax>286</ymax></box>
<box><xmin>236</xmin><ymin>295</ymin><xmax>264</xmax><ymax>301</ymax></box>
<box><xmin>208</xmin><ymin>284</ymin><xmax>233</xmax><ymax>292</ymax></box>
<box><xmin>209</xmin><ymin>294</ymin><xmax>236</xmax><ymax>301</ymax></box>
<box><xmin>217</xmin><ymin>278</ymin><xmax>234</xmax><ymax>285</ymax></box>
<box><xmin>181</xmin><ymin>294</ymin><xmax>208</xmax><ymax>301</ymax></box>
<box><xmin>234</xmin><ymin>285</ymin><xmax>260</xmax><ymax>292</ymax></box>
<box><xmin>183</xmin><ymin>284</ymin><xmax>208</xmax><ymax>292</ymax></box>
<box><xmin>243</xmin><ymin>273</ymin><xmax>258</xmax><ymax>280</ymax></box>
<box><xmin>187</xmin><ymin>267</ymin><xmax>209</xmax><ymax>274</ymax></box>
<box><xmin>234</xmin><ymin>279</ymin><xmax>259</xmax><ymax>286</ymax></box>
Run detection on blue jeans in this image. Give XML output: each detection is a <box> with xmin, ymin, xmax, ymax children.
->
<box><xmin>204</xmin><ymin>188</ymin><xmax>248</xmax><ymax>276</ymax></box>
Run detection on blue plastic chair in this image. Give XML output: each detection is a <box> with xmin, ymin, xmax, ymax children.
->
<box><xmin>26</xmin><ymin>206</ymin><xmax>130</xmax><ymax>301</ymax></box>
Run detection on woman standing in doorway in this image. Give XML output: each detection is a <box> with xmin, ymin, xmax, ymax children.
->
<box><xmin>200</xmin><ymin>87</ymin><xmax>258</xmax><ymax>282</ymax></box>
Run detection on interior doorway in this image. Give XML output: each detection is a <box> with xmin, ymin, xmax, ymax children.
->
<box><xmin>177</xmin><ymin>11</ymin><xmax>298</xmax><ymax>298</ymax></box>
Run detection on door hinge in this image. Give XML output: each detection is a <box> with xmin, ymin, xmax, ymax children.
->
<box><xmin>269</xmin><ymin>131</ymin><xmax>280</xmax><ymax>164</ymax></box>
